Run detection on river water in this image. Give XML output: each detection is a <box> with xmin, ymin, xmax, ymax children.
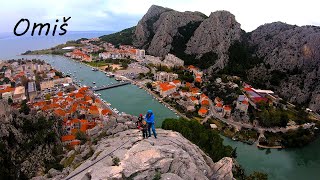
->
<box><xmin>1</xmin><ymin>32</ymin><xmax>319</xmax><ymax>180</ymax></box>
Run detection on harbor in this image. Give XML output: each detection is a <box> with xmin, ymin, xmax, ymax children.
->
<box><xmin>18</xmin><ymin>54</ymin><xmax>179</xmax><ymax>126</ymax></box>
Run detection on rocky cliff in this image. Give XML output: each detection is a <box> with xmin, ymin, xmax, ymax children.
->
<box><xmin>100</xmin><ymin>5</ymin><xmax>320</xmax><ymax>111</ymax></box>
<box><xmin>32</xmin><ymin>116</ymin><xmax>236</xmax><ymax>180</ymax></box>
<box><xmin>47</xmin><ymin>129</ymin><xmax>235</xmax><ymax>180</ymax></box>
<box><xmin>247</xmin><ymin>22</ymin><xmax>320</xmax><ymax>112</ymax></box>
<box><xmin>0</xmin><ymin>100</ymin><xmax>63</xmax><ymax>179</ymax></box>
<box><xmin>133</xmin><ymin>5</ymin><xmax>206</xmax><ymax>57</ymax></box>
<box><xmin>185</xmin><ymin>11</ymin><xmax>242</xmax><ymax>69</ymax></box>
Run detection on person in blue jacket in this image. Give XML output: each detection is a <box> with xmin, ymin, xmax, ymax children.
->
<box><xmin>145</xmin><ymin>110</ymin><xmax>157</xmax><ymax>138</ymax></box>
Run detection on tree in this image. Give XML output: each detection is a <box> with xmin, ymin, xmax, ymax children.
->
<box><xmin>146</xmin><ymin>82</ymin><xmax>152</xmax><ymax>89</ymax></box>
<box><xmin>75</xmin><ymin>131</ymin><xmax>88</xmax><ymax>144</ymax></box>
<box><xmin>3</xmin><ymin>77</ymin><xmax>10</xmax><ymax>84</ymax></box>
<box><xmin>45</xmin><ymin>94</ymin><xmax>51</xmax><ymax>101</ymax></box>
<box><xmin>20</xmin><ymin>100</ymin><xmax>30</xmax><ymax>115</ymax></box>
<box><xmin>8</xmin><ymin>98</ymin><xmax>13</xmax><ymax>105</ymax></box>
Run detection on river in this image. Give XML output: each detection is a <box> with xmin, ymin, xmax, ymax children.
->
<box><xmin>1</xmin><ymin>32</ymin><xmax>319</xmax><ymax>180</ymax></box>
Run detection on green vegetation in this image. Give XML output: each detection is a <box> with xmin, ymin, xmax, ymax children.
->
<box><xmin>176</xmin><ymin>70</ymin><xmax>194</xmax><ymax>83</ymax></box>
<box><xmin>153</xmin><ymin>170</ymin><xmax>162</xmax><ymax>180</ymax></box>
<box><xmin>20</xmin><ymin>100</ymin><xmax>30</xmax><ymax>115</ymax></box>
<box><xmin>262</xmin><ymin>127</ymin><xmax>318</xmax><ymax>148</ymax></box>
<box><xmin>253</xmin><ymin>102</ymin><xmax>311</xmax><ymax>128</ymax></box>
<box><xmin>221</xmin><ymin>40</ymin><xmax>263</xmax><ymax>77</ymax></box>
<box><xmin>75</xmin><ymin>131</ymin><xmax>88</xmax><ymax>145</ymax></box>
<box><xmin>100</xmin><ymin>26</ymin><xmax>135</xmax><ymax>45</ymax></box>
<box><xmin>162</xmin><ymin>118</ymin><xmax>233</xmax><ymax>161</ymax></box>
<box><xmin>112</xmin><ymin>157</ymin><xmax>120</xmax><ymax>166</ymax></box>
<box><xmin>1</xmin><ymin>113</ymin><xmax>63</xmax><ymax>179</ymax></box>
<box><xmin>162</xmin><ymin>118</ymin><xmax>268</xmax><ymax>179</ymax></box>
<box><xmin>23</xmin><ymin>41</ymin><xmax>83</xmax><ymax>55</ymax></box>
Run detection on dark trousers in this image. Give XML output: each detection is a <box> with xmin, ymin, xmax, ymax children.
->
<box><xmin>142</xmin><ymin>129</ymin><xmax>148</xmax><ymax>138</ymax></box>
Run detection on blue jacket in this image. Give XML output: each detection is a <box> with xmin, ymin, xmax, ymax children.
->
<box><xmin>145</xmin><ymin>113</ymin><xmax>155</xmax><ymax>124</ymax></box>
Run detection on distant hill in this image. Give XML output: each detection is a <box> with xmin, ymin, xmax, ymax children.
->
<box><xmin>99</xmin><ymin>26</ymin><xmax>136</xmax><ymax>45</ymax></box>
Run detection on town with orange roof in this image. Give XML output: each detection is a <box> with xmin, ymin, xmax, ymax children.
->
<box><xmin>0</xmin><ymin>59</ymin><xmax>116</xmax><ymax>148</ymax></box>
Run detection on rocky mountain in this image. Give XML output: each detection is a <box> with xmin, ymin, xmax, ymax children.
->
<box><xmin>185</xmin><ymin>11</ymin><xmax>242</xmax><ymax>69</ymax></box>
<box><xmin>0</xmin><ymin>100</ymin><xmax>63</xmax><ymax>179</ymax></box>
<box><xmin>99</xmin><ymin>5</ymin><xmax>320</xmax><ymax>111</ymax></box>
<box><xmin>247</xmin><ymin>22</ymin><xmax>320</xmax><ymax>112</ymax></box>
<box><xmin>36</xmin><ymin>128</ymin><xmax>236</xmax><ymax>180</ymax></box>
<box><xmin>133</xmin><ymin>5</ymin><xmax>206</xmax><ymax>57</ymax></box>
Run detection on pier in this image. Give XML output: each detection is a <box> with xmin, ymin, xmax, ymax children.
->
<box><xmin>92</xmin><ymin>81</ymin><xmax>131</xmax><ymax>91</ymax></box>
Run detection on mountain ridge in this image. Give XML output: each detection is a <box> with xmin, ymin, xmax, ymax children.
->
<box><xmin>99</xmin><ymin>5</ymin><xmax>320</xmax><ymax>113</ymax></box>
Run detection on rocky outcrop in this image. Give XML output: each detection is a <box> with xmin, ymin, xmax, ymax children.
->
<box><xmin>186</xmin><ymin>11</ymin><xmax>242</xmax><ymax>69</ymax></box>
<box><xmin>0</xmin><ymin>100</ymin><xmax>63</xmax><ymax>179</ymax></box>
<box><xmin>248</xmin><ymin>22</ymin><xmax>320</xmax><ymax>112</ymax></box>
<box><xmin>62</xmin><ymin>129</ymin><xmax>235</xmax><ymax>180</ymax></box>
<box><xmin>133</xmin><ymin>5</ymin><xmax>173</xmax><ymax>48</ymax></box>
<box><xmin>133</xmin><ymin>5</ymin><xmax>206</xmax><ymax>57</ymax></box>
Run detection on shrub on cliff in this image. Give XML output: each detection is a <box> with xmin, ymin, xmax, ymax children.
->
<box><xmin>162</xmin><ymin>118</ymin><xmax>233</xmax><ymax>162</ymax></box>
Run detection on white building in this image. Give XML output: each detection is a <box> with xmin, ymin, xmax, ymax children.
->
<box><xmin>136</xmin><ymin>49</ymin><xmax>145</xmax><ymax>59</ymax></box>
<box><xmin>157</xmin><ymin>83</ymin><xmax>177</xmax><ymax>97</ymax></box>
<box><xmin>13</xmin><ymin>86</ymin><xmax>26</xmax><ymax>103</ymax></box>
<box><xmin>236</xmin><ymin>95</ymin><xmax>249</xmax><ymax>113</ymax></box>
<box><xmin>154</xmin><ymin>72</ymin><xmax>178</xmax><ymax>82</ymax></box>
<box><xmin>2</xmin><ymin>92</ymin><xmax>13</xmax><ymax>100</ymax></box>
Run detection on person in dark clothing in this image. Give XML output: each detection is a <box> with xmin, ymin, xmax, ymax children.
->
<box><xmin>141</xmin><ymin>120</ymin><xmax>148</xmax><ymax>138</ymax></box>
<box><xmin>136</xmin><ymin>114</ymin><xmax>148</xmax><ymax>138</ymax></box>
<box><xmin>136</xmin><ymin>114</ymin><xmax>144</xmax><ymax>130</ymax></box>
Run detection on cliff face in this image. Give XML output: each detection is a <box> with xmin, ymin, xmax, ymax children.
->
<box><xmin>186</xmin><ymin>11</ymin><xmax>242</xmax><ymax>69</ymax></box>
<box><xmin>65</xmin><ymin>129</ymin><xmax>235</xmax><ymax>180</ymax></box>
<box><xmin>32</xmin><ymin>116</ymin><xmax>236</xmax><ymax>180</ymax></box>
<box><xmin>0</xmin><ymin>101</ymin><xmax>63</xmax><ymax>179</ymax></box>
<box><xmin>247</xmin><ymin>22</ymin><xmax>320</xmax><ymax>112</ymax></box>
<box><xmin>133</xmin><ymin>5</ymin><xmax>206</xmax><ymax>57</ymax></box>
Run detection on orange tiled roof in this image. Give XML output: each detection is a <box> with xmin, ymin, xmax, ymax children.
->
<box><xmin>201</xmin><ymin>100</ymin><xmax>209</xmax><ymax>106</ymax></box>
<box><xmin>242</xmin><ymin>100</ymin><xmax>249</xmax><ymax>105</ymax></box>
<box><xmin>224</xmin><ymin>105</ymin><xmax>231</xmax><ymax>111</ymax></box>
<box><xmin>84</xmin><ymin>95</ymin><xmax>92</xmax><ymax>102</ymax></box>
<box><xmin>190</xmin><ymin>96</ymin><xmax>198</xmax><ymax>101</ymax></box>
<box><xmin>75</xmin><ymin>93</ymin><xmax>84</xmax><ymax>99</ymax></box>
<box><xmin>55</xmin><ymin>109</ymin><xmax>66</xmax><ymax>117</ymax></box>
<box><xmin>57</xmin><ymin>92</ymin><xmax>63</xmax><ymax>96</ymax></box>
<box><xmin>159</xmin><ymin>83</ymin><xmax>176</xmax><ymax>92</ymax></box>
<box><xmin>61</xmin><ymin>135</ymin><xmax>76</xmax><ymax>142</ymax></box>
<box><xmin>70</xmin><ymin>140</ymin><xmax>81</xmax><ymax>146</ymax></box>
<box><xmin>216</xmin><ymin>103</ymin><xmax>223</xmax><ymax>108</ymax></box>
<box><xmin>101</xmin><ymin>109</ymin><xmax>112</xmax><ymax>115</ymax></box>
<box><xmin>0</xmin><ymin>87</ymin><xmax>15</xmax><ymax>94</ymax></box>
<box><xmin>198</xmin><ymin>108</ymin><xmax>208</xmax><ymax>114</ymax></box>
<box><xmin>172</xmin><ymin>80</ymin><xmax>181</xmax><ymax>84</ymax></box>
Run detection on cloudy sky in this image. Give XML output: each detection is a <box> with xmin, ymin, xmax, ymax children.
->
<box><xmin>1</xmin><ymin>0</ymin><xmax>319</xmax><ymax>34</ymax></box>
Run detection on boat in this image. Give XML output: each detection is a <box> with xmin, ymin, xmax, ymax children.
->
<box><xmin>92</xmin><ymin>82</ymin><xmax>96</xmax><ymax>84</ymax></box>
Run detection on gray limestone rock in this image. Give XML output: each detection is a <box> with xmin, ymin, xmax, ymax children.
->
<box><xmin>65</xmin><ymin>129</ymin><xmax>235</xmax><ymax>180</ymax></box>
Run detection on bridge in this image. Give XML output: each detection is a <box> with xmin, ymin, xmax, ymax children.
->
<box><xmin>92</xmin><ymin>81</ymin><xmax>131</xmax><ymax>91</ymax></box>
